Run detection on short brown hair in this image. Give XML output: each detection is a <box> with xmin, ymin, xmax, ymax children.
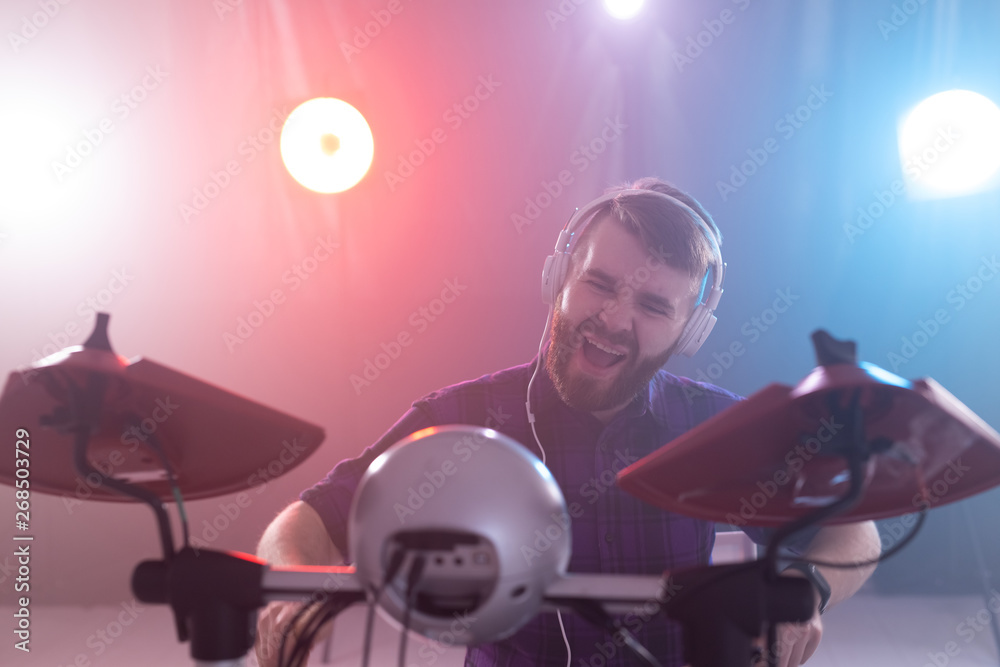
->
<box><xmin>577</xmin><ymin>177</ymin><xmax>721</xmax><ymax>280</ymax></box>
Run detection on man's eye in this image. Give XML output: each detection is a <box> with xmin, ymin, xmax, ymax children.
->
<box><xmin>587</xmin><ymin>280</ymin><xmax>613</xmax><ymax>292</ymax></box>
<box><xmin>642</xmin><ymin>303</ymin><xmax>670</xmax><ymax>317</ymax></box>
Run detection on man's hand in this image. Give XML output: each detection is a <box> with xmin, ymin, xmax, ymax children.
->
<box><xmin>752</xmin><ymin>520</ymin><xmax>879</xmax><ymax>666</ymax></box>
<box><xmin>253</xmin><ymin>501</ymin><xmax>344</xmax><ymax>667</ymax></box>
<box><xmin>254</xmin><ymin>600</ymin><xmax>333</xmax><ymax>667</ymax></box>
<box><xmin>755</xmin><ymin>615</ymin><xmax>823</xmax><ymax>667</ymax></box>
<box><xmin>752</xmin><ymin>567</ymin><xmax>823</xmax><ymax>667</ymax></box>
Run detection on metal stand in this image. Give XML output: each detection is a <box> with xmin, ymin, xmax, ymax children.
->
<box><xmin>24</xmin><ymin>322</ymin><xmax>998</xmax><ymax>666</ymax></box>
<box><xmin>58</xmin><ymin>356</ymin><xmax>832</xmax><ymax>666</ymax></box>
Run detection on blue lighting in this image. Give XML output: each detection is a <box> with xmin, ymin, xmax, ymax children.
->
<box><xmin>898</xmin><ymin>90</ymin><xmax>1000</xmax><ymax>199</ymax></box>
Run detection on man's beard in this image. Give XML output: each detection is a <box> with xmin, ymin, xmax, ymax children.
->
<box><xmin>545</xmin><ymin>308</ymin><xmax>676</xmax><ymax>413</ymax></box>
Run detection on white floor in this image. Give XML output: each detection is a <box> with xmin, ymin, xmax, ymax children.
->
<box><xmin>3</xmin><ymin>591</ymin><xmax>999</xmax><ymax>666</ymax></box>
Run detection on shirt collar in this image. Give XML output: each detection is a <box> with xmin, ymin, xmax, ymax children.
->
<box><xmin>642</xmin><ymin>375</ymin><xmax>670</xmax><ymax>426</ymax></box>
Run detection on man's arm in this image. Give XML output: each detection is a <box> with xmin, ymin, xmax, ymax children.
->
<box><xmin>806</xmin><ymin>520</ymin><xmax>881</xmax><ymax>610</ymax></box>
<box><xmin>254</xmin><ymin>501</ymin><xmax>344</xmax><ymax>667</ymax></box>
<box><xmin>771</xmin><ymin>520</ymin><xmax>881</xmax><ymax>667</ymax></box>
<box><xmin>257</xmin><ymin>500</ymin><xmax>343</xmax><ymax>567</ymax></box>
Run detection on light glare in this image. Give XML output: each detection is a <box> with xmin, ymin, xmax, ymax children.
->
<box><xmin>280</xmin><ymin>98</ymin><xmax>374</xmax><ymax>194</ymax></box>
<box><xmin>898</xmin><ymin>90</ymin><xmax>1000</xmax><ymax>199</ymax></box>
<box><xmin>604</xmin><ymin>0</ymin><xmax>644</xmax><ymax>20</ymax></box>
<box><xmin>0</xmin><ymin>109</ymin><xmax>77</xmax><ymax>221</ymax></box>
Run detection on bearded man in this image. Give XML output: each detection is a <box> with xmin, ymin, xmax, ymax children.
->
<box><xmin>254</xmin><ymin>177</ymin><xmax>880</xmax><ymax>667</ymax></box>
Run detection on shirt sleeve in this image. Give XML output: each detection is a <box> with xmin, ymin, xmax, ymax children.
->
<box><xmin>742</xmin><ymin>524</ymin><xmax>822</xmax><ymax>556</ymax></box>
<box><xmin>299</xmin><ymin>405</ymin><xmax>435</xmax><ymax>561</ymax></box>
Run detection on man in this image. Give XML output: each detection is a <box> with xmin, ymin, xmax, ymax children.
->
<box><xmin>255</xmin><ymin>178</ymin><xmax>880</xmax><ymax>666</ymax></box>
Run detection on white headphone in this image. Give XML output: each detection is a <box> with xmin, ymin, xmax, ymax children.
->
<box><xmin>539</xmin><ymin>189</ymin><xmax>725</xmax><ymax>358</ymax></box>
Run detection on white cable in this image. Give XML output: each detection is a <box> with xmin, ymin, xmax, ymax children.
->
<box><xmin>525</xmin><ymin>306</ymin><xmax>554</xmax><ymax>465</ymax></box>
<box><xmin>557</xmin><ymin>609</ymin><xmax>572</xmax><ymax>667</ymax></box>
<box><xmin>525</xmin><ymin>308</ymin><xmax>571</xmax><ymax>664</ymax></box>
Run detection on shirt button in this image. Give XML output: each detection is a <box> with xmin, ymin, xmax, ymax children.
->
<box><xmin>599</xmin><ymin>442</ymin><xmax>609</xmax><ymax>453</ymax></box>
<box><xmin>604</xmin><ymin>532</ymin><xmax>614</xmax><ymax>543</ymax></box>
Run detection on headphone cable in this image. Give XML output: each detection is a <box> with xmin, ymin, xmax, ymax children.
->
<box><xmin>525</xmin><ymin>307</ymin><xmax>553</xmax><ymax>465</ymax></box>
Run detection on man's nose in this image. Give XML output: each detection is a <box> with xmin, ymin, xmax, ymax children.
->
<box><xmin>597</xmin><ymin>294</ymin><xmax>634</xmax><ymax>332</ymax></box>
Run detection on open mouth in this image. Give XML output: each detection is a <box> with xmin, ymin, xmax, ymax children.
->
<box><xmin>581</xmin><ymin>335</ymin><xmax>627</xmax><ymax>369</ymax></box>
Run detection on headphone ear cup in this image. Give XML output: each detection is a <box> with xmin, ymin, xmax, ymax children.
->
<box><xmin>541</xmin><ymin>252</ymin><xmax>569</xmax><ymax>306</ymax></box>
<box><xmin>676</xmin><ymin>306</ymin><xmax>717</xmax><ymax>358</ymax></box>
<box><xmin>541</xmin><ymin>255</ymin><xmax>556</xmax><ymax>305</ymax></box>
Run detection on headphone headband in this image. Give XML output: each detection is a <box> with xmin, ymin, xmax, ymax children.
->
<box><xmin>539</xmin><ymin>188</ymin><xmax>725</xmax><ymax>358</ymax></box>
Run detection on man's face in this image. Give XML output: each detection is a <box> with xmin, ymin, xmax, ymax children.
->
<box><xmin>546</xmin><ymin>216</ymin><xmax>703</xmax><ymax>419</ymax></box>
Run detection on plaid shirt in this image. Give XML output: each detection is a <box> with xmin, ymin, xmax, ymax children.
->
<box><xmin>302</xmin><ymin>358</ymin><xmax>746</xmax><ymax>666</ymax></box>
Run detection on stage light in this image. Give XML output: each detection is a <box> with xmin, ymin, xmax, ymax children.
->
<box><xmin>280</xmin><ymin>98</ymin><xmax>374</xmax><ymax>194</ymax></box>
<box><xmin>898</xmin><ymin>90</ymin><xmax>1000</xmax><ymax>199</ymax></box>
<box><xmin>603</xmin><ymin>0</ymin><xmax>644</xmax><ymax>21</ymax></box>
<box><xmin>0</xmin><ymin>108</ymin><xmax>78</xmax><ymax>221</ymax></box>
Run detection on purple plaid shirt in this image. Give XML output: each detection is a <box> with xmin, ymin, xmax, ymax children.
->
<box><xmin>302</xmin><ymin>358</ymin><xmax>745</xmax><ymax>666</ymax></box>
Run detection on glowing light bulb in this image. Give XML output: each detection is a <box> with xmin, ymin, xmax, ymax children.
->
<box><xmin>898</xmin><ymin>90</ymin><xmax>1000</xmax><ymax>199</ymax></box>
<box><xmin>604</xmin><ymin>0</ymin><xmax>645</xmax><ymax>20</ymax></box>
<box><xmin>280</xmin><ymin>98</ymin><xmax>374</xmax><ymax>194</ymax></box>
